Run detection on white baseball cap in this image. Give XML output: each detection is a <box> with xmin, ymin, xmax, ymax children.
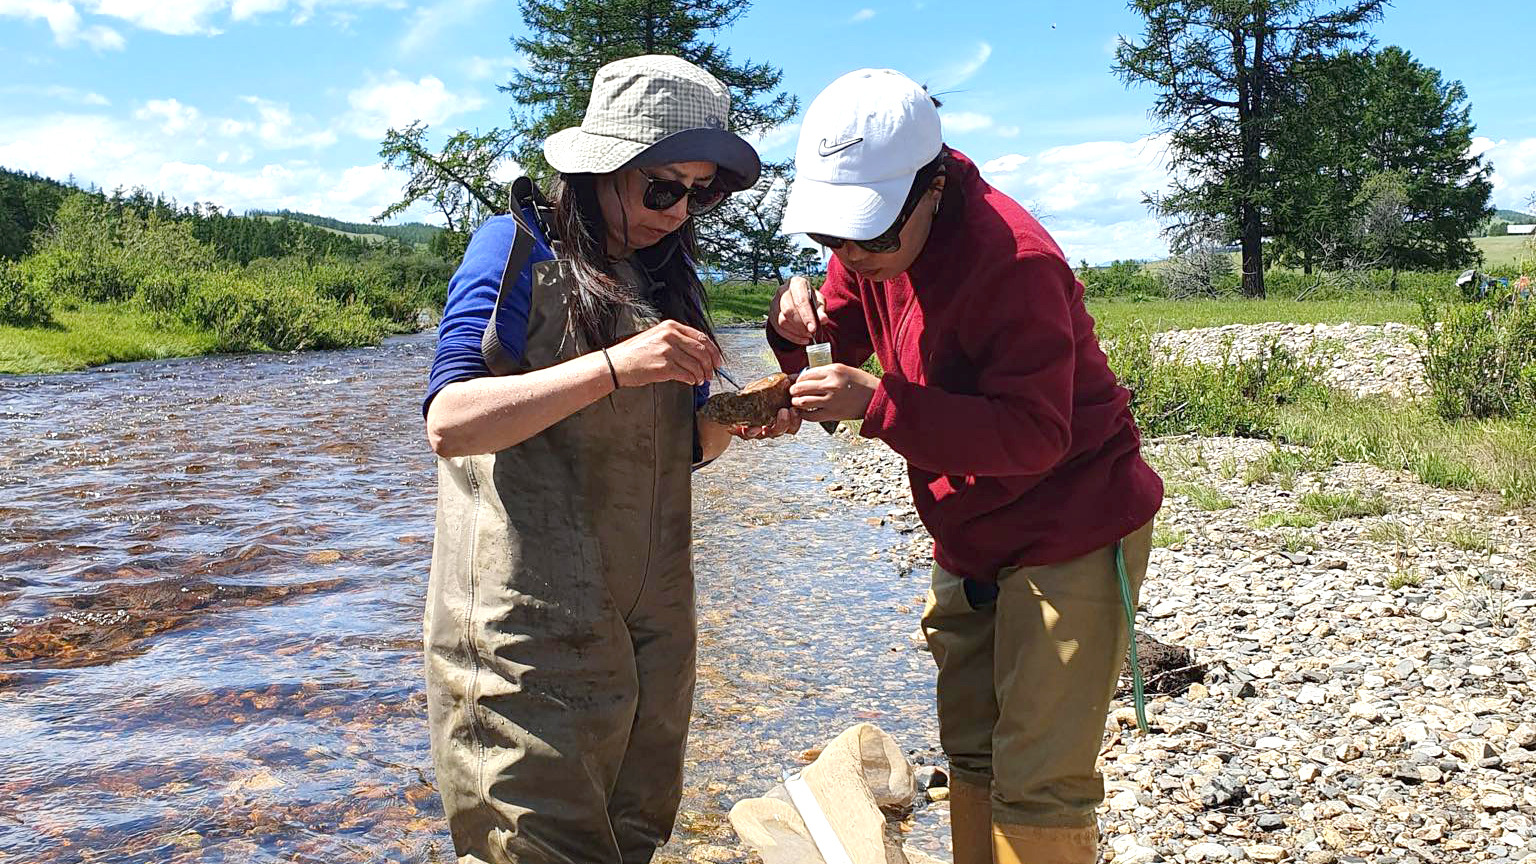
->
<box><xmin>780</xmin><ymin>68</ymin><xmax>943</xmax><ymax>240</ymax></box>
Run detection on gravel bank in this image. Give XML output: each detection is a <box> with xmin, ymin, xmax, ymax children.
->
<box><xmin>824</xmin><ymin>427</ymin><xmax>1536</xmax><ymax>863</ymax></box>
<box><xmin>1149</xmin><ymin>322</ymin><xmax>1426</xmax><ymax>399</ymax></box>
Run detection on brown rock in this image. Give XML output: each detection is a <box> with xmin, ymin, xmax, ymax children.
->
<box><xmin>699</xmin><ymin>373</ymin><xmax>792</xmax><ymax>427</ymax></box>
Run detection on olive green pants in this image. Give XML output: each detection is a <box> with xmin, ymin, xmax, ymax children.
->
<box><xmin>921</xmin><ymin>520</ymin><xmax>1153</xmax><ymax>828</ymax></box>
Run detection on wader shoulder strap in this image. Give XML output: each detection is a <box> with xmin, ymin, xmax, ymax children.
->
<box><xmin>479</xmin><ymin>178</ymin><xmax>550</xmax><ymax>377</ymax></box>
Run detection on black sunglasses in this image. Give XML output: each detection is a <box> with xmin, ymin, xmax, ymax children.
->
<box><xmin>640</xmin><ymin>171</ymin><xmax>728</xmax><ymax>216</ymax></box>
<box><xmin>808</xmin><ymin>159</ymin><xmax>945</xmax><ymax>254</ymax></box>
<box><xmin>807</xmin><ymin>205</ymin><xmax>916</xmax><ymax>254</ymax></box>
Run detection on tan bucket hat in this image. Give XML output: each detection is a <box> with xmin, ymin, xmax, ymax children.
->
<box><xmin>543</xmin><ymin>54</ymin><xmax>761</xmax><ymax>192</ymax></box>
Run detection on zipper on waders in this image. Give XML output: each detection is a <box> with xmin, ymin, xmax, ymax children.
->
<box><xmin>461</xmin><ymin>459</ymin><xmax>493</xmax><ymax>802</ymax></box>
<box><xmin>627</xmin><ymin>384</ymin><xmax>663</xmax><ymax>619</ymax></box>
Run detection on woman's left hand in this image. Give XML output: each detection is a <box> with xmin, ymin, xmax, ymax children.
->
<box><xmin>732</xmin><ymin>408</ymin><xmax>801</xmax><ymax>440</ymax></box>
<box><xmin>790</xmin><ymin>364</ymin><xmax>878</xmax><ymax>421</ymax></box>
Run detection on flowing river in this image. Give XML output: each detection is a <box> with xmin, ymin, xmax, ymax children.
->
<box><xmin>0</xmin><ymin>330</ymin><xmax>946</xmax><ymax>863</ymax></box>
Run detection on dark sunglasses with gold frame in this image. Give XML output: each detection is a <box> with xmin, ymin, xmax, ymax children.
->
<box><xmin>638</xmin><ymin>170</ymin><xmax>729</xmax><ymax>216</ymax></box>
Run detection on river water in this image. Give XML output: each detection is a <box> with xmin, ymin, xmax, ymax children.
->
<box><xmin>0</xmin><ymin>330</ymin><xmax>946</xmax><ymax>863</ymax></box>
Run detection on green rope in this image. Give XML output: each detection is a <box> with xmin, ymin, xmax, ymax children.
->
<box><xmin>1116</xmin><ymin>540</ymin><xmax>1150</xmax><ymax>734</ymax></box>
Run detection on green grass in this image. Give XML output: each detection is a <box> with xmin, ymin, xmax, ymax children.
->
<box><xmin>1474</xmin><ymin>234</ymin><xmax>1535</xmax><ymax>268</ymax></box>
<box><xmin>705</xmin><ymin>281</ymin><xmax>778</xmax><ymax>326</ymax></box>
<box><xmin>1088</xmin><ymin>297</ymin><xmax>1419</xmax><ymax>334</ymax></box>
<box><xmin>0</xmin><ymin>303</ymin><xmax>219</xmax><ymax>375</ymax></box>
<box><xmin>1366</xmin><ymin>519</ymin><xmax>1409</xmax><ymax>546</ymax></box>
<box><xmin>1388</xmin><ymin>570</ymin><xmax>1423</xmax><ymax>590</ymax></box>
<box><xmin>1277</xmin><ymin>530</ymin><xmax>1312</xmax><ymax>553</ymax></box>
<box><xmin>1253</xmin><ymin>511</ymin><xmax>1323</xmax><ymax>529</ymax></box>
<box><xmin>1299</xmin><ymin>489</ymin><xmax>1394</xmax><ymax>520</ymax></box>
<box><xmin>1168</xmin><ymin>481</ymin><xmax>1234</xmax><ymax>511</ymax></box>
<box><xmin>1444</xmin><ymin>527</ymin><xmax>1497</xmax><ymax>554</ymax></box>
<box><xmin>1151</xmin><ymin>525</ymin><xmax>1187</xmax><ymax>548</ymax></box>
<box><xmin>1272</xmin><ymin>399</ymin><xmax>1536</xmax><ymax>508</ymax></box>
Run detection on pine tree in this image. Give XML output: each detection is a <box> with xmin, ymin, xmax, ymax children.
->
<box><xmin>699</xmin><ymin>165</ymin><xmax>797</xmax><ymax>283</ymax></box>
<box><xmin>1114</xmin><ymin>0</ymin><xmax>1386</xmax><ymax>297</ymax></box>
<box><xmin>1269</xmin><ymin>47</ymin><xmax>1492</xmax><ymax>272</ymax></box>
<box><xmin>505</xmin><ymin>0</ymin><xmax>795</xmax><ymax>179</ymax></box>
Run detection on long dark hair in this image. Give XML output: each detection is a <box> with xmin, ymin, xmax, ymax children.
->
<box><xmin>546</xmin><ymin>172</ymin><xmax>716</xmax><ymax>352</ymax></box>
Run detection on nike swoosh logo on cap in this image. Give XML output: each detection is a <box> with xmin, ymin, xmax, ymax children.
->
<box><xmin>817</xmin><ymin>137</ymin><xmax>864</xmax><ymax>157</ymax></box>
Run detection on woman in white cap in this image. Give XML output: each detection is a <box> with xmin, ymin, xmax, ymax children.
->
<box><xmin>421</xmin><ymin>55</ymin><xmax>764</xmax><ymax>863</ymax></box>
<box><xmin>765</xmin><ymin>69</ymin><xmax>1164</xmax><ymax>864</ymax></box>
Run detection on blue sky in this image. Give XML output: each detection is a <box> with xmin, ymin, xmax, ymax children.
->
<box><xmin>2</xmin><ymin>0</ymin><xmax>1532</xmax><ymax>263</ymax></box>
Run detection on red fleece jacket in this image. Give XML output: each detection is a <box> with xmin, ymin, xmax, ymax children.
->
<box><xmin>771</xmin><ymin>150</ymin><xmax>1163</xmax><ymax>581</ymax></box>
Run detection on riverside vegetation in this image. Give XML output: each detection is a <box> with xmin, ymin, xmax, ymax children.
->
<box><xmin>0</xmin><ymin>169</ymin><xmax>454</xmax><ymax>375</ymax></box>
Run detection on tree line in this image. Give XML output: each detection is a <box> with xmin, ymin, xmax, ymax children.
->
<box><xmin>246</xmin><ymin>209</ymin><xmax>445</xmax><ymax>248</ymax></box>
<box><xmin>0</xmin><ymin>167</ymin><xmax>400</xmax><ymax>265</ymax></box>
<box><xmin>1116</xmin><ymin>1</ymin><xmax>1496</xmax><ymax>296</ymax></box>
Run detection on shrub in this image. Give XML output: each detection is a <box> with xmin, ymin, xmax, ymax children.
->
<box><xmin>28</xmin><ymin>193</ymin><xmax>216</xmax><ymax>303</ymax></box>
<box><xmin>134</xmin><ymin>265</ymin><xmax>206</xmax><ymax>319</ymax></box>
<box><xmin>1110</xmin><ymin>330</ymin><xmax>1329</xmax><ymax>438</ymax></box>
<box><xmin>0</xmin><ymin>259</ymin><xmax>55</xmax><ymax>328</ymax></box>
<box><xmin>178</xmin><ymin>269</ymin><xmax>386</xmax><ymax>352</ymax></box>
<box><xmin>1419</xmin><ymin>287</ymin><xmax>1536</xmax><ymax>420</ymax></box>
<box><xmin>1162</xmin><ymin>243</ymin><xmax>1235</xmax><ymax>299</ymax></box>
<box><xmin>1079</xmin><ymin>260</ymin><xmax>1163</xmax><ymax>297</ymax></box>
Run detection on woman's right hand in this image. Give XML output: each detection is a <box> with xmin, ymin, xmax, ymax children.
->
<box><xmin>769</xmin><ymin>276</ymin><xmax>830</xmax><ymax>346</ymax></box>
<box><xmin>606</xmin><ymin>320</ymin><xmax>723</xmax><ymax>388</ymax></box>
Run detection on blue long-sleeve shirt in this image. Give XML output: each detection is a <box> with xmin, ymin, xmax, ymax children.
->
<box><xmin>424</xmin><ymin>209</ymin><xmax>708</xmax><ymax>453</ymax></box>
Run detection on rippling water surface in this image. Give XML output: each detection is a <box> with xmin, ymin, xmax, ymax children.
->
<box><xmin>0</xmin><ymin>331</ymin><xmax>944</xmax><ymax>863</ymax></box>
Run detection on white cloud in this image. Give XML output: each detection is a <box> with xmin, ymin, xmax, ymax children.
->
<box><xmin>240</xmin><ymin>96</ymin><xmax>337</xmax><ymax>148</ymax></box>
<box><xmin>0</xmin><ymin>0</ymin><xmax>124</xmax><ymax>49</ymax></box>
<box><xmin>229</xmin><ymin>0</ymin><xmax>286</xmax><ymax>18</ymax></box>
<box><xmin>750</xmin><ymin>122</ymin><xmax>800</xmax><ymax>158</ymax></box>
<box><xmin>80</xmin><ymin>23</ymin><xmax>124</xmax><ymax>48</ymax></box>
<box><xmin>981</xmin><ymin>154</ymin><xmax>1028</xmax><ymax>174</ymax></box>
<box><xmin>942</xmin><ymin>111</ymin><xmax>993</xmax><ymax>133</ymax></box>
<box><xmin>996</xmin><ymin>125</ymin><xmax>1020</xmax><ymax>138</ymax></box>
<box><xmin>463</xmin><ymin>54</ymin><xmax>526</xmax><ymax>82</ymax></box>
<box><xmin>90</xmin><ymin>0</ymin><xmax>228</xmax><ymax>35</ymax></box>
<box><xmin>1479</xmin><ymin>136</ymin><xmax>1536</xmax><ymax>210</ymax></box>
<box><xmin>0</xmin><ymin>111</ymin><xmax>417</xmax><ymax>221</ymax></box>
<box><xmin>344</xmin><ymin>74</ymin><xmax>484</xmax><ymax>138</ymax></box>
<box><xmin>930</xmin><ymin>42</ymin><xmax>991</xmax><ymax>90</ymax></box>
<box><xmin>400</xmin><ymin>0</ymin><xmax>490</xmax><ymax>53</ymax></box>
<box><xmin>0</xmin><ymin>84</ymin><xmax>111</xmax><ymax>105</ymax></box>
<box><xmin>134</xmin><ymin>98</ymin><xmax>201</xmax><ymax>135</ymax></box>
<box><xmin>2</xmin><ymin>0</ymin><xmax>403</xmax><ymax>46</ymax></box>
<box><xmin>849</xmin><ymin>7</ymin><xmax>874</xmax><ymax>23</ymax></box>
<box><xmin>979</xmin><ymin>135</ymin><xmax>1176</xmax><ymax>264</ymax></box>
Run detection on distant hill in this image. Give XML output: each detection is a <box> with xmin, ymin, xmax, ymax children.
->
<box><xmin>1495</xmin><ymin>208</ymin><xmax>1536</xmax><ymax>225</ymax></box>
<box><xmin>248</xmin><ymin>209</ymin><xmax>442</xmax><ymax>247</ymax></box>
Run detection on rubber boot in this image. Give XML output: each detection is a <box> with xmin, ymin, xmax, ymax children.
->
<box><xmin>991</xmin><ymin>822</ymin><xmax>1099</xmax><ymax>864</ymax></box>
<box><xmin>947</xmin><ymin>777</ymin><xmax>994</xmax><ymax>864</ymax></box>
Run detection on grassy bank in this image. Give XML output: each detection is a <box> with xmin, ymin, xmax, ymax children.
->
<box><xmin>703</xmin><ymin>283</ymin><xmax>1425</xmax><ymax>334</ymax></box>
<box><xmin>1113</xmin><ymin>321</ymin><xmax>1536</xmax><ymax>508</ymax></box>
<box><xmin>0</xmin><ymin>303</ymin><xmax>219</xmax><ymax>375</ymax></box>
<box><xmin>706</xmin><ymin>280</ymin><xmax>778</xmax><ymax>326</ymax></box>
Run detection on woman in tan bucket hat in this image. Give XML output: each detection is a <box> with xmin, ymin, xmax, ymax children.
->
<box><xmin>421</xmin><ymin>55</ymin><xmax>766</xmax><ymax>863</ymax></box>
